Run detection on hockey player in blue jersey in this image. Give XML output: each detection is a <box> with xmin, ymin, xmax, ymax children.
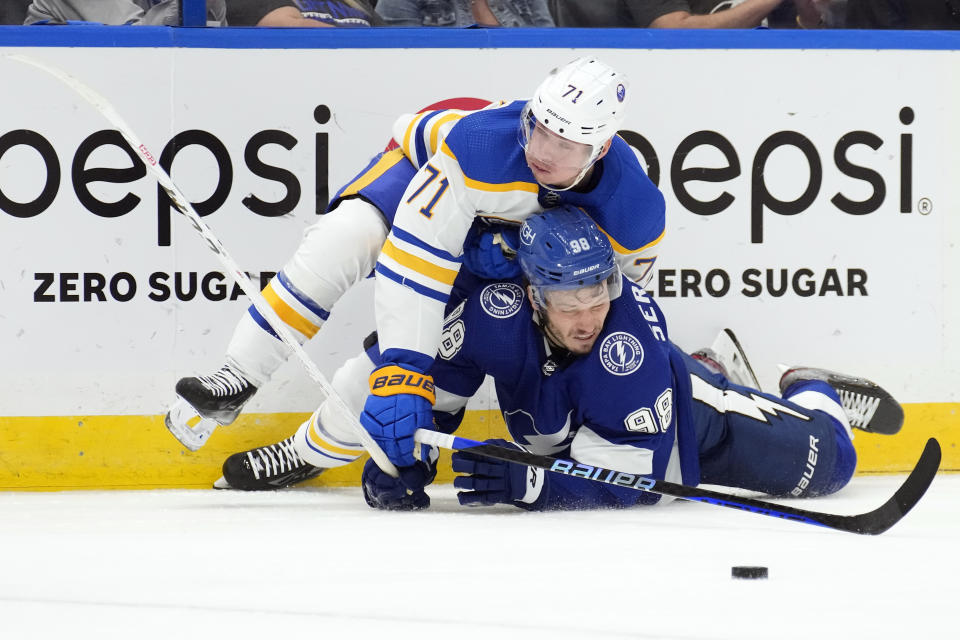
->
<box><xmin>360</xmin><ymin>205</ymin><xmax>903</xmax><ymax>510</ymax></box>
<box><xmin>218</xmin><ymin>206</ymin><xmax>901</xmax><ymax>512</ymax></box>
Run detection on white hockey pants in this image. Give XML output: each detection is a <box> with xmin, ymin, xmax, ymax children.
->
<box><xmin>224</xmin><ymin>198</ymin><xmax>388</xmax><ymax>386</ymax></box>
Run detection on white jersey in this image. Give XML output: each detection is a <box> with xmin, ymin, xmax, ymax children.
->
<box><xmin>375</xmin><ymin>100</ymin><xmax>666</xmax><ymax>370</ymax></box>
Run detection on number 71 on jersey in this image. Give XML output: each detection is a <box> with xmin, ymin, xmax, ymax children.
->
<box><xmin>405</xmin><ymin>164</ymin><xmax>449</xmax><ymax>219</ymax></box>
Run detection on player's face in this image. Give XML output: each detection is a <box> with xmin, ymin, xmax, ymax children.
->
<box><xmin>540</xmin><ymin>284</ymin><xmax>611</xmax><ymax>354</ymax></box>
<box><xmin>524</xmin><ymin>122</ymin><xmax>595</xmax><ymax>188</ymax></box>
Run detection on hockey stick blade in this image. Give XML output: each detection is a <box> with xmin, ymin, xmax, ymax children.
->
<box><xmin>416</xmin><ymin>429</ymin><xmax>941</xmax><ymax>535</ymax></box>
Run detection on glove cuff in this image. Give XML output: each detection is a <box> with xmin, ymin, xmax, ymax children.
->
<box><xmin>516</xmin><ymin>465</ymin><xmax>547</xmax><ymax>505</ymax></box>
<box><xmin>369</xmin><ymin>364</ymin><xmax>436</xmax><ymax>404</ymax></box>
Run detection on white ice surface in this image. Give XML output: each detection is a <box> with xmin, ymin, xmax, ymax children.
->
<box><xmin>1</xmin><ymin>475</ymin><xmax>957</xmax><ymax>640</ymax></box>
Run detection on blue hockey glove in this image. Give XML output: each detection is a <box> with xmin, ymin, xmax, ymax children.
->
<box><xmin>360</xmin><ymin>364</ymin><xmax>436</xmax><ymax>469</ymax></box>
<box><xmin>462</xmin><ymin>224</ymin><xmax>521</xmax><ymax>280</ymax></box>
<box><xmin>361</xmin><ymin>457</ymin><xmax>437</xmax><ymax>511</ymax></box>
<box><xmin>452</xmin><ymin>439</ymin><xmax>545</xmax><ymax>507</ymax></box>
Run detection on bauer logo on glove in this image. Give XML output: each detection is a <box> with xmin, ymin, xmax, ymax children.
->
<box><xmin>369</xmin><ymin>365</ymin><xmax>436</xmax><ymax>403</ymax></box>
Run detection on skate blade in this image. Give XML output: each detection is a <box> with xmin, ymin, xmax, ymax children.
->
<box><xmin>164</xmin><ymin>397</ymin><xmax>218</xmax><ymax>451</ymax></box>
<box><xmin>710</xmin><ymin>328</ymin><xmax>761</xmax><ymax>390</ymax></box>
<box><xmin>213</xmin><ymin>476</ymin><xmax>232</xmax><ymax>490</ymax></box>
<box><xmin>779</xmin><ymin>367</ymin><xmax>904</xmax><ymax>435</ymax></box>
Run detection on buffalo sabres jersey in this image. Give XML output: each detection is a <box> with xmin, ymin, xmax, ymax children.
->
<box><xmin>430</xmin><ymin>277</ymin><xmax>700</xmax><ymax>509</ymax></box>
<box><xmin>375</xmin><ymin>100</ymin><xmax>665</xmax><ymax>371</ymax></box>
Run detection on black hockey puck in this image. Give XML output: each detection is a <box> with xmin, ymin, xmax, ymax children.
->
<box><xmin>731</xmin><ymin>566</ymin><xmax>768</xmax><ymax>580</ymax></box>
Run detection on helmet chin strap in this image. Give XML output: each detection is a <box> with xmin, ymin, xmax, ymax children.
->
<box><xmin>531</xmin><ymin>303</ymin><xmax>564</xmax><ymax>352</ymax></box>
<box><xmin>530</xmin><ymin>302</ymin><xmax>550</xmax><ymax>339</ymax></box>
<box><xmin>532</xmin><ymin>307</ymin><xmax>579</xmax><ymax>377</ymax></box>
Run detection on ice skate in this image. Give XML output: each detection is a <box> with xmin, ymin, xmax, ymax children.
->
<box><xmin>214</xmin><ymin>436</ymin><xmax>324</xmax><ymax>490</ymax></box>
<box><xmin>164</xmin><ymin>364</ymin><xmax>257</xmax><ymax>451</ymax></box>
<box><xmin>779</xmin><ymin>367</ymin><xmax>904</xmax><ymax>435</ymax></box>
<box><xmin>692</xmin><ymin>328</ymin><xmax>761</xmax><ymax>389</ymax></box>
<box><xmin>691</xmin><ymin>347</ymin><xmax>730</xmax><ymax>378</ymax></box>
<box><xmin>164</xmin><ymin>398</ymin><xmax>219</xmax><ymax>451</ymax></box>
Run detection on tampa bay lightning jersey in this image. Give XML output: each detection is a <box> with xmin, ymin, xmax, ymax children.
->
<box><xmin>430</xmin><ymin>277</ymin><xmax>700</xmax><ymax>508</ymax></box>
<box><xmin>375</xmin><ymin>100</ymin><xmax>665</xmax><ymax>372</ymax></box>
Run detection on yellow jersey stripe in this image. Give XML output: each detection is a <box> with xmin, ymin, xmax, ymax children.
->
<box><xmin>428</xmin><ymin>113</ymin><xmax>464</xmax><ymax>156</ymax></box>
<box><xmin>262</xmin><ymin>283</ymin><xmax>320</xmax><ymax>339</ymax></box>
<box><xmin>402</xmin><ymin>112</ymin><xmax>428</xmax><ymax>158</ymax></box>
<box><xmin>440</xmin><ymin>141</ymin><xmax>538</xmax><ymax>193</ymax></box>
<box><xmin>381</xmin><ymin>238</ymin><xmax>459</xmax><ymax>286</ymax></box>
<box><xmin>439</xmin><ymin>140</ymin><xmax>538</xmax><ymax>192</ymax></box>
<box><xmin>308</xmin><ymin>417</ymin><xmax>365</xmax><ymax>457</ymax></box>
<box><xmin>440</xmin><ymin>139</ymin><xmax>457</xmax><ymax>160</ymax></box>
<box><xmin>463</xmin><ymin>175</ymin><xmax>540</xmax><ymax>194</ymax></box>
<box><xmin>597</xmin><ymin>224</ymin><xmax>666</xmax><ymax>255</ymax></box>
<box><xmin>339</xmin><ymin>148</ymin><xmax>405</xmax><ymax>199</ymax></box>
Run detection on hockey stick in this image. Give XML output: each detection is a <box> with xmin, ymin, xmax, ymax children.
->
<box><xmin>715</xmin><ymin>328</ymin><xmax>761</xmax><ymax>390</ymax></box>
<box><xmin>415</xmin><ymin>428</ymin><xmax>941</xmax><ymax>535</ymax></box>
<box><xmin>6</xmin><ymin>53</ymin><xmax>399</xmax><ymax>478</ymax></box>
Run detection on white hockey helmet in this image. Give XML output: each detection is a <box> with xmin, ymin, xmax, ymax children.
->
<box><xmin>521</xmin><ymin>57</ymin><xmax>628</xmax><ymax>151</ymax></box>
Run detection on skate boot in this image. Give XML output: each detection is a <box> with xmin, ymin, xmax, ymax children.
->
<box><xmin>779</xmin><ymin>367</ymin><xmax>904</xmax><ymax>435</ymax></box>
<box><xmin>691</xmin><ymin>348</ymin><xmax>730</xmax><ymax>378</ymax></box>
<box><xmin>214</xmin><ymin>436</ymin><xmax>324</xmax><ymax>490</ymax></box>
<box><xmin>692</xmin><ymin>329</ymin><xmax>761</xmax><ymax>389</ymax></box>
<box><xmin>164</xmin><ymin>364</ymin><xmax>257</xmax><ymax>451</ymax></box>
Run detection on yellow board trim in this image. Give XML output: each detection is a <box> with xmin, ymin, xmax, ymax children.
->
<box><xmin>381</xmin><ymin>238</ymin><xmax>459</xmax><ymax>286</ymax></box>
<box><xmin>853</xmin><ymin>402</ymin><xmax>960</xmax><ymax>473</ymax></box>
<box><xmin>0</xmin><ymin>403</ymin><xmax>955</xmax><ymax>491</ymax></box>
<box><xmin>262</xmin><ymin>283</ymin><xmax>319</xmax><ymax>339</ymax></box>
<box><xmin>339</xmin><ymin>148</ymin><xmax>406</xmax><ymax>198</ymax></box>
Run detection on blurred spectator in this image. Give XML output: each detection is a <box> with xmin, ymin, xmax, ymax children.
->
<box><xmin>24</xmin><ymin>0</ymin><xmax>226</xmax><ymax>25</ymax></box>
<box><xmin>816</xmin><ymin>0</ymin><xmax>846</xmax><ymax>26</ymax></box>
<box><xmin>228</xmin><ymin>0</ymin><xmax>382</xmax><ymax>26</ymax></box>
<box><xmin>548</xmin><ymin>0</ymin><xmax>823</xmax><ymax>28</ymax></box>
<box><xmin>0</xmin><ymin>0</ymin><xmax>31</xmax><ymax>25</ymax></box>
<box><xmin>846</xmin><ymin>0</ymin><xmax>960</xmax><ymax>28</ymax></box>
<box><xmin>376</xmin><ymin>0</ymin><xmax>554</xmax><ymax>27</ymax></box>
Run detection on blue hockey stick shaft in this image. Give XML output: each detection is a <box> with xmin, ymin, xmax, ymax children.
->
<box><xmin>415</xmin><ymin>429</ymin><xmax>940</xmax><ymax>535</ymax></box>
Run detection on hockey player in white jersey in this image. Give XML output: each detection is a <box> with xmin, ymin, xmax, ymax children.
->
<box><xmin>164</xmin><ymin>57</ymin><xmax>666</xmax><ymax>454</ymax></box>
<box><xmin>162</xmin><ymin>98</ymin><xmax>493</xmax><ymax>450</ymax></box>
<box><xmin>360</xmin><ymin>56</ymin><xmax>665</xmax><ymax>488</ymax></box>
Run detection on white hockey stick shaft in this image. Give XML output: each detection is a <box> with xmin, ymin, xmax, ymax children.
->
<box><xmin>7</xmin><ymin>53</ymin><xmax>399</xmax><ymax>478</ymax></box>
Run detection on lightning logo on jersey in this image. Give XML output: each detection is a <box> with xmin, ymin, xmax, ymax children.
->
<box><xmin>480</xmin><ymin>283</ymin><xmax>524</xmax><ymax>318</ymax></box>
<box><xmin>690</xmin><ymin>376</ymin><xmax>812</xmax><ymax>423</ymax></box>
<box><xmin>599</xmin><ymin>332</ymin><xmax>644</xmax><ymax>376</ymax></box>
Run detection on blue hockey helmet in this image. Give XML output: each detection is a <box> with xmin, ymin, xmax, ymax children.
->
<box><xmin>518</xmin><ymin>205</ymin><xmax>622</xmax><ymax>308</ymax></box>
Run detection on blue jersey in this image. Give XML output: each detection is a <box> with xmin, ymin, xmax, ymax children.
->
<box><xmin>430</xmin><ymin>278</ymin><xmax>700</xmax><ymax>509</ymax></box>
<box><xmin>426</xmin><ymin>279</ymin><xmax>857</xmax><ymax>510</ymax></box>
<box><xmin>376</xmin><ymin>101</ymin><xmax>665</xmax><ymax>372</ymax></box>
